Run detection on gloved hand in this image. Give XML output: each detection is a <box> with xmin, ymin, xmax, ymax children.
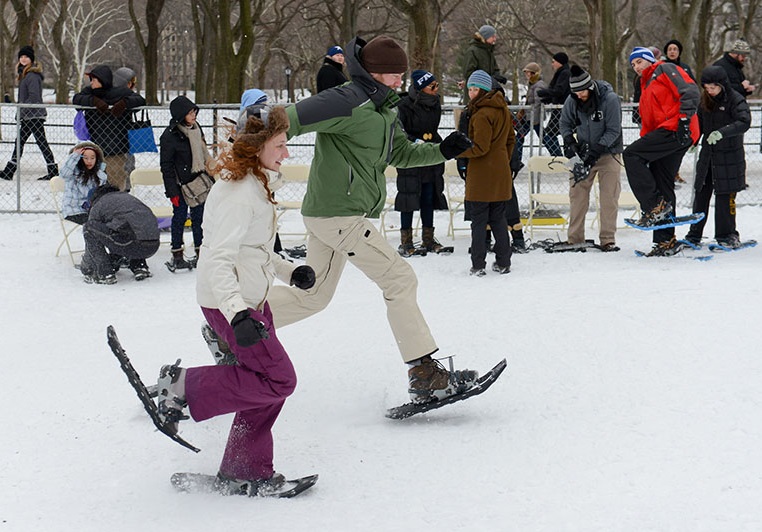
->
<box><xmin>706</xmin><ymin>130</ymin><xmax>723</xmax><ymax>145</ymax></box>
<box><xmin>231</xmin><ymin>309</ymin><xmax>269</xmax><ymax>347</ymax></box>
<box><xmin>584</xmin><ymin>144</ymin><xmax>604</xmax><ymax>165</ymax></box>
<box><xmin>563</xmin><ymin>136</ymin><xmax>578</xmax><ymax>159</ymax></box>
<box><xmin>494</xmin><ymin>74</ymin><xmax>508</xmax><ymax>85</ymax></box>
<box><xmin>676</xmin><ymin>117</ymin><xmax>692</xmax><ymax>146</ymax></box>
<box><xmin>92</xmin><ymin>97</ymin><xmax>109</xmax><ymax>113</ymax></box>
<box><xmin>439</xmin><ymin>131</ymin><xmax>473</xmax><ymax>159</ymax></box>
<box><xmin>290</xmin><ymin>265</ymin><xmax>315</xmax><ymax>290</ymax></box>
<box><xmin>170</xmin><ymin>196</ymin><xmax>180</xmax><ymax>207</ymax></box>
<box><xmin>111</xmin><ymin>99</ymin><xmax>127</xmax><ymax>117</ymax></box>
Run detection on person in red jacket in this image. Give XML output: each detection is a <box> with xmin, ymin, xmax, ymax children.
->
<box><xmin>623</xmin><ymin>46</ymin><xmax>700</xmax><ymax>256</ymax></box>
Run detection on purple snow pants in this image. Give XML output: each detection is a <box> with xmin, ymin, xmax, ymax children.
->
<box><xmin>186</xmin><ymin>303</ymin><xmax>297</xmax><ymax>480</ymax></box>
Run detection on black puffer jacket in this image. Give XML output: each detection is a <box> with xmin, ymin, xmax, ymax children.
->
<box><xmin>695</xmin><ymin>66</ymin><xmax>751</xmax><ymax>194</ymax></box>
<box><xmin>394</xmin><ymin>86</ymin><xmax>447</xmax><ymax>212</ymax></box>
<box><xmin>72</xmin><ymin>65</ymin><xmax>146</xmax><ymax>156</ymax></box>
<box><xmin>159</xmin><ymin>95</ymin><xmax>205</xmax><ymax>198</ymax></box>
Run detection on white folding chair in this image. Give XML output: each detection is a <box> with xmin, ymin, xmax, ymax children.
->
<box><xmin>525</xmin><ymin>155</ymin><xmax>571</xmax><ymax>238</ymax></box>
<box><xmin>129</xmin><ymin>168</ymin><xmax>174</xmax><ymax>219</ymax></box>
<box><xmin>50</xmin><ymin>176</ymin><xmax>85</xmax><ymax>267</ymax></box>
<box><xmin>444</xmin><ymin>160</ymin><xmax>467</xmax><ymax>238</ymax></box>
<box><xmin>276</xmin><ymin>164</ymin><xmax>310</xmax><ymax>237</ymax></box>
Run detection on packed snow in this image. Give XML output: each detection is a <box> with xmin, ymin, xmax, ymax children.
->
<box><xmin>1</xmin><ymin>206</ymin><xmax>761</xmax><ymax>532</ymax></box>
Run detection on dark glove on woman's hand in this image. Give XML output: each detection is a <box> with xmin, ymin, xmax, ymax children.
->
<box><xmin>231</xmin><ymin>310</ymin><xmax>269</xmax><ymax>347</ymax></box>
<box><xmin>92</xmin><ymin>97</ymin><xmax>109</xmax><ymax>113</ymax></box>
<box><xmin>494</xmin><ymin>74</ymin><xmax>508</xmax><ymax>84</ymax></box>
<box><xmin>439</xmin><ymin>131</ymin><xmax>474</xmax><ymax>159</ymax></box>
<box><xmin>290</xmin><ymin>265</ymin><xmax>315</xmax><ymax>290</ymax></box>
<box><xmin>111</xmin><ymin>99</ymin><xmax>127</xmax><ymax>117</ymax></box>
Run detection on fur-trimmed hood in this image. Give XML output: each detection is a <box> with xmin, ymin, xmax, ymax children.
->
<box><xmin>234</xmin><ymin>105</ymin><xmax>289</xmax><ymax>153</ymax></box>
<box><xmin>70</xmin><ymin>141</ymin><xmax>105</xmax><ymax>160</ymax></box>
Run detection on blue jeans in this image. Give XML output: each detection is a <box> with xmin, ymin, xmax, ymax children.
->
<box><xmin>171</xmin><ymin>195</ymin><xmax>204</xmax><ymax>250</ymax></box>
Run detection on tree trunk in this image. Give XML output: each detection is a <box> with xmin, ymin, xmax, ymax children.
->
<box><xmin>50</xmin><ymin>0</ymin><xmax>70</xmax><ymax>103</ymax></box>
<box><xmin>128</xmin><ymin>0</ymin><xmax>165</xmax><ymax>105</ymax></box>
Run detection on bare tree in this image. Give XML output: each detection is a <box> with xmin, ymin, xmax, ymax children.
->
<box><xmin>39</xmin><ymin>0</ymin><xmax>132</xmax><ymax>99</ymax></box>
<box><xmin>128</xmin><ymin>0</ymin><xmax>166</xmax><ymax>104</ymax></box>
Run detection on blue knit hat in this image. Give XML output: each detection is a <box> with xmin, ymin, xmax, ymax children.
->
<box><xmin>467</xmin><ymin>69</ymin><xmax>493</xmax><ymax>92</ymax></box>
<box><xmin>629</xmin><ymin>46</ymin><xmax>656</xmax><ymax>64</ymax></box>
<box><xmin>411</xmin><ymin>69</ymin><xmax>436</xmax><ymax>90</ymax></box>
<box><xmin>327</xmin><ymin>45</ymin><xmax>343</xmax><ymax>57</ymax></box>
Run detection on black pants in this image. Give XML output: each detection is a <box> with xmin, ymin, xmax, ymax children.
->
<box><xmin>467</xmin><ymin>200</ymin><xmax>511</xmax><ymax>270</ymax></box>
<box><xmin>686</xmin><ymin>171</ymin><xmax>738</xmax><ymax>241</ymax></box>
<box><xmin>5</xmin><ymin>118</ymin><xmax>56</xmax><ymax>170</ymax></box>
<box><xmin>623</xmin><ymin>128</ymin><xmax>689</xmax><ymax>243</ymax></box>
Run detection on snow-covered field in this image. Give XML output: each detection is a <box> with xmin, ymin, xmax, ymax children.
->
<box><xmin>1</xmin><ymin>207</ymin><xmax>761</xmax><ymax>532</ymax></box>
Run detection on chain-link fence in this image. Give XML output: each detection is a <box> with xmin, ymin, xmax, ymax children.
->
<box><xmin>2</xmin><ymin>102</ymin><xmax>762</xmax><ymax>214</ymax></box>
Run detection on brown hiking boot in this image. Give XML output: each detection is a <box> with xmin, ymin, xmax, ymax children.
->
<box><xmin>408</xmin><ymin>356</ymin><xmax>479</xmax><ymax>403</ymax></box>
<box><xmin>422</xmin><ymin>226</ymin><xmax>444</xmax><ymax>253</ymax></box>
<box><xmin>646</xmin><ymin>236</ymin><xmax>680</xmax><ymax>257</ymax></box>
<box><xmin>634</xmin><ymin>198</ymin><xmax>673</xmax><ymax>227</ymax></box>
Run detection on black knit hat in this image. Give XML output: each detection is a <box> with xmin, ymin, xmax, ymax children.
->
<box><xmin>552</xmin><ymin>52</ymin><xmax>569</xmax><ymax>65</ymax></box>
<box><xmin>361</xmin><ymin>35</ymin><xmax>408</xmax><ymax>74</ymax></box>
<box><xmin>18</xmin><ymin>46</ymin><xmax>34</xmax><ymax>62</ymax></box>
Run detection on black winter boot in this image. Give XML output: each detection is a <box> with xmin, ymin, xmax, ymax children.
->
<box><xmin>510</xmin><ymin>225</ymin><xmax>527</xmax><ymax>254</ymax></box>
<box><xmin>166</xmin><ymin>248</ymin><xmax>194</xmax><ymax>272</ymax></box>
<box><xmin>0</xmin><ymin>163</ymin><xmax>16</xmax><ymax>181</ymax></box>
<box><xmin>37</xmin><ymin>163</ymin><xmax>59</xmax><ymax>181</ymax></box>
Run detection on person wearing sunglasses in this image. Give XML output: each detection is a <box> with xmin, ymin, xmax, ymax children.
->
<box><xmin>394</xmin><ymin>69</ymin><xmax>449</xmax><ymax>256</ymax></box>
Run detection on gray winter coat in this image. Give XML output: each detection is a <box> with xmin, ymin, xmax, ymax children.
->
<box><xmin>85</xmin><ymin>188</ymin><xmax>159</xmax><ymax>252</ymax></box>
<box><xmin>18</xmin><ymin>64</ymin><xmax>46</xmax><ymax>120</ymax></box>
<box><xmin>559</xmin><ymin>80</ymin><xmax>623</xmax><ymax>154</ymax></box>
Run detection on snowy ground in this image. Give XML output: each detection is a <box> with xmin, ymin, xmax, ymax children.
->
<box><xmin>1</xmin><ymin>207</ymin><xmax>761</xmax><ymax>532</ymax></box>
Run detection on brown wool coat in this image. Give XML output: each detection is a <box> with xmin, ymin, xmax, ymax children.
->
<box><xmin>460</xmin><ymin>90</ymin><xmax>515</xmax><ymax>202</ymax></box>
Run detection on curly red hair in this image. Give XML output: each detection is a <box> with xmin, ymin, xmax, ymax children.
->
<box><xmin>211</xmin><ymin>106</ymin><xmax>289</xmax><ymax>204</ymax></box>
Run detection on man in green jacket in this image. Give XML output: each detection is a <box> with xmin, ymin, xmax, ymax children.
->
<box><xmin>461</xmin><ymin>25</ymin><xmax>507</xmax><ymax>104</ymax></box>
<box><xmin>268</xmin><ymin>35</ymin><xmax>476</xmax><ymax>403</ymax></box>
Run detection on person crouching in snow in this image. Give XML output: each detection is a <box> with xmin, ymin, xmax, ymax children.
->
<box><xmin>60</xmin><ymin>141</ymin><xmax>107</xmax><ymax>225</ymax></box>
<box><xmin>154</xmin><ymin>106</ymin><xmax>317</xmax><ymax>495</ymax></box>
<box><xmin>80</xmin><ymin>184</ymin><xmax>159</xmax><ymax>283</ymax></box>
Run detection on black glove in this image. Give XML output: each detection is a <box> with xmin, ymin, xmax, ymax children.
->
<box><xmin>536</xmin><ymin>89</ymin><xmax>551</xmax><ymax>104</ymax></box>
<box><xmin>439</xmin><ymin>131</ymin><xmax>473</xmax><ymax>159</ymax></box>
<box><xmin>290</xmin><ymin>265</ymin><xmax>315</xmax><ymax>290</ymax></box>
<box><xmin>584</xmin><ymin>143</ymin><xmax>604</xmax><ymax>166</ymax></box>
<box><xmin>111</xmin><ymin>99</ymin><xmax>127</xmax><ymax>117</ymax></box>
<box><xmin>563</xmin><ymin>135</ymin><xmax>578</xmax><ymax>159</ymax></box>
<box><xmin>676</xmin><ymin>117</ymin><xmax>691</xmax><ymax>146</ymax></box>
<box><xmin>92</xmin><ymin>97</ymin><xmax>109</xmax><ymax>113</ymax></box>
<box><xmin>494</xmin><ymin>74</ymin><xmax>508</xmax><ymax>84</ymax></box>
<box><xmin>231</xmin><ymin>310</ymin><xmax>269</xmax><ymax>347</ymax></box>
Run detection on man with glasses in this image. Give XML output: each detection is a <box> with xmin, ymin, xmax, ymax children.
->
<box><xmin>713</xmin><ymin>38</ymin><xmax>756</xmax><ymax>98</ymax></box>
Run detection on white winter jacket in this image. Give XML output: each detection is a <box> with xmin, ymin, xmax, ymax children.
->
<box><xmin>196</xmin><ymin>170</ymin><xmax>295</xmax><ymax>323</ymax></box>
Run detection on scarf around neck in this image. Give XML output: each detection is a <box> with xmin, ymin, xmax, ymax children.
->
<box><xmin>177</xmin><ymin>122</ymin><xmax>210</xmax><ymax>174</ymax></box>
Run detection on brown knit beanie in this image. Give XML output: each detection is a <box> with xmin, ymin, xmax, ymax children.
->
<box><xmin>361</xmin><ymin>36</ymin><xmax>408</xmax><ymax>74</ymax></box>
